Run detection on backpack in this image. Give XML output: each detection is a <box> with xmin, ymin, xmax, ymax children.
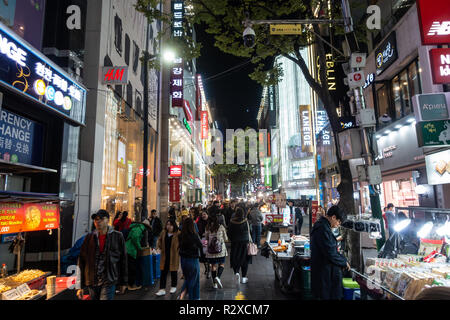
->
<box><xmin>207</xmin><ymin>234</ymin><xmax>222</xmax><ymax>254</ymax></box>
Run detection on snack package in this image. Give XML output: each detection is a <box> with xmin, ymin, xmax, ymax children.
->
<box><xmin>418</xmin><ymin>239</ymin><xmax>444</xmax><ymax>257</ymax></box>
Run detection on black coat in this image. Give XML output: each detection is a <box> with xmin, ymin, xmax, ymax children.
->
<box><xmin>310</xmin><ymin>217</ymin><xmax>347</xmax><ymax>300</ymax></box>
<box><xmin>150</xmin><ymin>217</ymin><xmax>163</xmax><ymax>237</ymax></box>
<box><xmin>228</xmin><ymin>218</ymin><xmax>250</xmax><ymax>243</ymax></box>
<box><xmin>179</xmin><ymin>231</ymin><xmax>203</xmax><ymax>259</ymax></box>
<box><xmin>78</xmin><ymin>227</ymin><xmax>128</xmax><ymax>289</ymax></box>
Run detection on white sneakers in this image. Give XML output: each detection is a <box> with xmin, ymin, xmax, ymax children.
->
<box><xmin>235</xmin><ymin>273</ymin><xmax>241</xmax><ymax>284</ymax></box>
<box><xmin>241</xmin><ymin>277</ymin><xmax>248</xmax><ymax>284</ymax></box>
<box><xmin>215</xmin><ymin>277</ymin><xmax>223</xmax><ymax>289</ymax></box>
<box><xmin>213</xmin><ymin>283</ymin><xmax>218</xmax><ymax>289</ymax></box>
<box><xmin>155</xmin><ymin>289</ymin><xmax>166</xmax><ymax>296</ymax></box>
<box><xmin>170</xmin><ymin>287</ymin><xmax>177</xmax><ymax>294</ymax></box>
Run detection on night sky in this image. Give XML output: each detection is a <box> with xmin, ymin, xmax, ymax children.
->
<box><xmin>195</xmin><ymin>25</ymin><xmax>262</xmax><ymax>130</ymax></box>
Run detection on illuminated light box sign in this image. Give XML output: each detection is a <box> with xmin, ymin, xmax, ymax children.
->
<box><xmin>0</xmin><ymin>22</ymin><xmax>86</xmax><ymax>125</ymax></box>
<box><xmin>0</xmin><ymin>109</ymin><xmax>43</xmax><ymax>166</ymax></box>
<box><xmin>201</xmin><ymin>111</ymin><xmax>208</xmax><ymax>140</ymax></box>
<box><xmin>416</xmin><ymin>120</ymin><xmax>450</xmax><ymax>147</ymax></box>
<box><xmin>417</xmin><ymin>0</ymin><xmax>450</xmax><ymax>45</ymax></box>
<box><xmin>412</xmin><ymin>92</ymin><xmax>450</xmax><ymax>122</ymax></box>
<box><xmin>425</xmin><ymin>149</ymin><xmax>450</xmax><ymax>186</ymax></box>
<box><xmin>0</xmin><ymin>202</ymin><xmax>60</xmax><ymax>235</ymax></box>
<box><xmin>183</xmin><ymin>118</ymin><xmax>192</xmax><ymax>135</ymax></box>
<box><xmin>101</xmin><ymin>66</ymin><xmax>128</xmax><ymax>84</ymax></box>
<box><xmin>170</xmin><ymin>165</ymin><xmax>182</xmax><ymax>177</ymax></box>
<box><xmin>375</xmin><ymin>31</ymin><xmax>398</xmax><ymax>76</ymax></box>
<box><xmin>429</xmin><ymin>48</ymin><xmax>450</xmax><ymax>85</ymax></box>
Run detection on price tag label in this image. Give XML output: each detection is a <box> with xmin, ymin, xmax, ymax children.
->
<box><xmin>17</xmin><ymin>284</ymin><xmax>31</xmax><ymax>296</ymax></box>
<box><xmin>2</xmin><ymin>288</ymin><xmax>21</xmax><ymax>300</ymax></box>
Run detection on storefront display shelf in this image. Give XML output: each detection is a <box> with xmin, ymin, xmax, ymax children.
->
<box><xmin>351</xmin><ymin>269</ymin><xmax>405</xmax><ymax>300</ymax></box>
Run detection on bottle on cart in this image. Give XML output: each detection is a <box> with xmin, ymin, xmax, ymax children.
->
<box><xmin>304</xmin><ymin>242</ymin><xmax>310</xmax><ymax>256</ymax></box>
<box><xmin>1</xmin><ymin>264</ymin><xmax>7</xmax><ymax>278</ymax></box>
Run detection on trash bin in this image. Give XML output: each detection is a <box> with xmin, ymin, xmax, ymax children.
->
<box><xmin>136</xmin><ymin>253</ymin><xmax>154</xmax><ymax>286</ymax></box>
<box><xmin>343</xmin><ymin>278</ymin><xmax>360</xmax><ymax>300</ymax></box>
<box><xmin>301</xmin><ymin>266</ymin><xmax>314</xmax><ymax>300</ymax></box>
<box><xmin>153</xmin><ymin>253</ymin><xmax>161</xmax><ymax>279</ymax></box>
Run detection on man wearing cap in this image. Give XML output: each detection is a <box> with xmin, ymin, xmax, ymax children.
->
<box><xmin>77</xmin><ymin>210</ymin><xmax>128</xmax><ymax>300</ymax></box>
<box><xmin>310</xmin><ymin>206</ymin><xmax>351</xmax><ymax>300</ymax></box>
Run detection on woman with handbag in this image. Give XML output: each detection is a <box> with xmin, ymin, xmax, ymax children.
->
<box><xmin>205</xmin><ymin>213</ymin><xmax>228</xmax><ymax>289</ymax></box>
<box><xmin>228</xmin><ymin>207</ymin><xmax>255</xmax><ymax>284</ymax></box>
<box><xmin>196</xmin><ymin>209</ymin><xmax>210</xmax><ymax>279</ymax></box>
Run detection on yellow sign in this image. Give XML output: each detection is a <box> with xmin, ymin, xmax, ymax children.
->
<box><xmin>270</xmin><ymin>24</ymin><xmax>302</xmax><ymax>35</ymax></box>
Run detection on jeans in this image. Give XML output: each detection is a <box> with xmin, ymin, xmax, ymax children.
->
<box><xmin>180</xmin><ymin>257</ymin><xmax>200</xmax><ymax>300</ymax></box>
<box><xmin>87</xmin><ymin>284</ymin><xmax>116</xmax><ymax>300</ymax></box>
<box><xmin>151</xmin><ymin>235</ymin><xmax>159</xmax><ymax>249</ymax></box>
<box><xmin>251</xmin><ymin>224</ymin><xmax>262</xmax><ymax>248</ymax></box>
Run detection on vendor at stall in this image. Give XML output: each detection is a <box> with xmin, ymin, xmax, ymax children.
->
<box><xmin>311</xmin><ymin>206</ymin><xmax>350</xmax><ymax>300</ymax></box>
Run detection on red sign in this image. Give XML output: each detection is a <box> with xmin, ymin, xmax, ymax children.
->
<box><xmin>0</xmin><ymin>203</ymin><xmax>60</xmax><ymax>234</ymax></box>
<box><xmin>417</xmin><ymin>0</ymin><xmax>450</xmax><ymax>45</ymax></box>
<box><xmin>311</xmin><ymin>201</ymin><xmax>319</xmax><ymax>225</ymax></box>
<box><xmin>196</xmin><ymin>75</ymin><xmax>202</xmax><ymax>121</ymax></box>
<box><xmin>265</xmin><ymin>214</ymin><xmax>284</xmax><ymax>224</ymax></box>
<box><xmin>169</xmin><ymin>178</ymin><xmax>181</xmax><ymax>202</ymax></box>
<box><xmin>183</xmin><ymin>100</ymin><xmax>193</xmax><ymax>122</ymax></box>
<box><xmin>201</xmin><ymin>111</ymin><xmax>208</xmax><ymax>140</ymax></box>
<box><xmin>171</xmin><ymin>58</ymin><xmax>184</xmax><ymax>108</ymax></box>
<box><xmin>170</xmin><ymin>165</ymin><xmax>182</xmax><ymax>177</ymax></box>
<box><xmin>101</xmin><ymin>66</ymin><xmax>128</xmax><ymax>84</ymax></box>
<box><xmin>429</xmin><ymin>48</ymin><xmax>450</xmax><ymax>84</ymax></box>
<box><xmin>135</xmin><ymin>167</ymin><xmax>150</xmax><ymax>189</ymax></box>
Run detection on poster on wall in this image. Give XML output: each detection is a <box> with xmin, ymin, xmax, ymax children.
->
<box><xmin>0</xmin><ymin>203</ymin><xmax>60</xmax><ymax>235</ymax></box>
<box><xmin>425</xmin><ymin>150</ymin><xmax>450</xmax><ymax>186</ymax></box>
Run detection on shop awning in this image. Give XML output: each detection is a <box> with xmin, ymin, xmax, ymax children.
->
<box><xmin>0</xmin><ymin>159</ymin><xmax>58</xmax><ymax>175</ymax></box>
<box><xmin>0</xmin><ymin>191</ymin><xmax>65</xmax><ymax>204</ymax></box>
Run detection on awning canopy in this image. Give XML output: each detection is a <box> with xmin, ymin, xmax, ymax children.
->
<box><xmin>0</xmin><ymin>191</ymin><xmax>65</xmax><ymax>204</ymax></box>
<box><xmin>0</xmin><ymin>159</ymin><xmax>58</xmax><ymax>175</ymax></box>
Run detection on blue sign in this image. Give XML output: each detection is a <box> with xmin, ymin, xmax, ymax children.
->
<box><xmin>0</xmin><ymin>109</ymin><xmax>43</xmax><ymax>165</ymax></box>
<box><xmin>1</xmin><ymin>233</ymin><xmax>18</xmax><ymax>243</ymax></box>
<box><xmin>0</xmin><ymin>22</ymin><xmax>86</xmax><ymax>126</ymax></box>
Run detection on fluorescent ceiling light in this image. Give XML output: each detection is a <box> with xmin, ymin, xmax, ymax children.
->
<box><xmin>394</xmin><ymin>219</ymin><xmax>411</xmax><ymax>232</ymax></box>
<box><xmin>417</xmin><ymin>222</ymin><xmax>434</xmax><ymax>239</ymax></box>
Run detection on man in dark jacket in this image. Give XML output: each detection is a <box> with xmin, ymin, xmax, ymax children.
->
<box><xmin>77</xmin><ymin>210</ymin><xmax>128</xmax><ymax>300</ymax></box>
<box><xmin>310</xmin><ymin>206</ymin><xmax>350</xmax><ymax>300</ymax></box>
<box><xmin>149</xmin><ymin>209</ymin><xmax>163</xmax><ymax>248</ymax></box>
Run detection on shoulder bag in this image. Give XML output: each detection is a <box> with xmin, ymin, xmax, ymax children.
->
<box><xmin>247</xmin><ymin>221</ymin><xmax>258</xmax><ymax>256</ymax></box>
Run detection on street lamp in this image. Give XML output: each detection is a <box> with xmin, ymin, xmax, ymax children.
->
<box><xmin>163</xmin><ymin>49</ymin><xmax>177</xmax><ymax>63</ymax></box>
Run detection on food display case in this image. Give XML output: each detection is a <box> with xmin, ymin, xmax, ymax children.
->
<box><xmin>0</xmin><ymin>269</ymin><xmax>50</xmax><ymax>300</ymax></box>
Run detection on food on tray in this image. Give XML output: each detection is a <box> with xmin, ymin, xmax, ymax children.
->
<box><xmin>273</xmin><ymin>245</ymin><xmax>288</xmax><ymax>252</ymax></box>
<box><xmin>292</xmin><ymin>235</ymin><xmax>309</xmax><ymax>241</ymax></box>
<box><xmin>10</xmin><ymin>270</ymin><xmax>46</xmax><ymax>284</ymax></box>
<box><xmin>447</xmin><ymin>161</ymin><xmax>450</xmax><ymax>174</ymax></box>
<box><xmin>25</xmin><ymin>206</ymin><xmax>41</xmax><ymax>230</ymax></box>
<box><xmin>0</xmin><ymin>284</ymin><xmax>12</xmax><ymax>294</ymax></box>
<box><xmin>16</xmin><ymin>290</ymin><xmax>40</xmax><ymax>300</ymax></box>
<box><xmin>435</xmin><ymin>160</ymin><xmax>447</xmax><ymax>175</ymax></box>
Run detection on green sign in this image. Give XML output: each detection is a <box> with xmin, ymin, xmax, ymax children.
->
<box><xmin>195</xmin><ymin>189</ymin><xmax>202</xmax><ymax>203</ymax></box>
<box><xmin>183</xmin><ymin>118</ymin><xmax>192</xmax><ymax>134</ymax></box>
<box><xmin>264</xmin><ymin>158</ymin><xmax>272</xmax><ymax>187</ymax></box>
<box><xmin>418</xmin><ymin>94</ymin><xmax>449</xmax><ymax>121</ymax></box>
<box><xmin>416</xmin><ymin>120</ymin><xmax>450</xmax><ymax>147</ymax></box>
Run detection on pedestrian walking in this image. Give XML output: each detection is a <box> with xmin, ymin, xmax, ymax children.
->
<box><xmin>149</xmin><ymin>209</ymin><xmax>163</xmax><ymax>249</ymax></box>
<box><xmin>168</xmin><ymin>206</ymin><xmax>177</xmax><ymax>222</ymax></box>
<box><xmin>125</xmin><ymin>219</ymin><xmax>152</xmax><ymax>291</ymax></box>
<box><xmin>178</xmin><ymin>218</ymin><xmax>202</xmax><ymax>300</ymax></box>
<box><xmin>205</xmin><ymin>214</ymin><xmax>228</xmax><ymax>289</ymax></box>
<box><xmin>228</xmin><ymin>207</ymin><xmax>252</xmax><ymax>284</ymax></box>
<box><xmin>310</xmin><ymin>206</ymin><xmax>350</xmax><ymax>300</ymax></box>
<box><xmin>196</xmin><ymin>209</ymin><xmax>210</xmax><ymax>279</ymax></box>
<box><xmin>248</xmin><ymin>204</ymin><xmax>263</xmax><ymax>249</ymax></box>
<box><xmin>155</xmin><ymin>220</ymin><xmax>180</xmax><ymax>296</ymax></box>
<box><xmin>113</xmin><ymin>211</ymin><xmax>122</xmax><ymax>231</ymax></box>
<box><xmin>77</xmin><ymin>210</ymin><xmax>128</xmax><ymax>300</ymax></box>
<box><xmin>385</xmin><ymin>203</ymin><xmax>397</xmax><ymax>238</ymax></box>
<box><xmin>295</xmin><ymin>206</ymin><xmax>304</xmax><ymax>235</ymax></box>
<box><xmin>113</xmin><ymin>211</ymin><xmax>132</xmax><ymax>240</ymax></box>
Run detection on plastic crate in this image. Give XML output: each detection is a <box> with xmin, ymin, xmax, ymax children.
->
<box><xmin>343</xmin><ymin>278</ymin><xmax>360</xmax><ymax>289</ymax></box>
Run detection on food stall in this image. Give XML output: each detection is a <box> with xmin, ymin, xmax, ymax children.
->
<box><xmin>0</xmin><ymin>191</ymin><xmax>74</xmax><ymax>300</ymax></box>
<box><xmin>351</xmin><ymin>207</ymin><xmax>450</xmax><ymax>300</ymax></box>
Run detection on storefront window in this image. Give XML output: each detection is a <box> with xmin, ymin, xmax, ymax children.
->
<box><xmin>392</xmin><ymin>76</ymin><xmax>402</xmax><ymax>120</ymax></box>
<box><xmin>408</xmin><ymin>61</ymin><xmax>421</xmax><ymax>98</ymax></box>
<box><xmin>382</xmin><ymin>178</ymin><xmax>419</xmax><ymax>208</ymax></box>
<box><xmin>400</xmin><ymin>70</ymin><xmax>412</xmax><ymax>115</ymax></box>
<box><xmin>377</xmin><ymin>85</ymin><xmax>390</xmax><ymax>119</ymax></box>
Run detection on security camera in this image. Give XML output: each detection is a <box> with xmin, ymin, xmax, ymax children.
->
<box><xmin>243</xmin><ymin>27</ymin><xmax>256</xmax><ymax>48</ymax></box>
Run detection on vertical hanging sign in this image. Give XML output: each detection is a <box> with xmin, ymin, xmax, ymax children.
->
<box><xmin>169</xmin><ymin>178</ymin><xmax>181</xmax><ymax>202</ymax></box>
<box><xmin>201</xmin><ymin>111</ymin><xmax>209</xmax><ymax>140</ymax></box>
<box><xmin>171</xmin><ymin>1</ymin><xmax>184</xmax><ymax>108</ymax></box>
<box><xmin>300</xmin><ymin>105</ymin><xmax>313</xmax><ymax>153</ymax></box>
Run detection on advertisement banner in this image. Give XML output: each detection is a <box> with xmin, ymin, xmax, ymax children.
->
<box><xmin>0</xmin><ymin>203</ymin><xmax>60</xmax><ymax>235</ymax></box>
<box><xmin>300</xmin><ymin>105</ymin><xmax>313</xmax><ymax>153</ymax></box>
<box><xmin>0</xmin><ymin>23</ymin><xmax>87</xmax><ymax>125</ymax></box>
<box><xmin>375</xmin><ymin>31</ymin><xmax>398</xmax><ymax>76</ymax></box>
<box><xmin>265</xmin><ymin>214</ymin><xmax>284</xmax><ymax>224</ymax></box>
<box><xmin>169</xmin><ymin>178</ymin><xmax>181</xmax><ymax>202</ymax></box>
<box><xmin>311</xmin><ymin>201</ymin><xmax>319</xmax><ymax>225</ymax></box>
<box><xmin>0</xmin><ymin>109</ymin><xmax>43</xmax><ymax>165</ymax></box>
<box><xmin>170</xmin><ymin>1</ymin><xmax>184</xmax><ymax>108</ymax></box>
<box><xmin>416</xmin><ymin>120</ymin><xmax>450</xmax><ymax>147</ymax></box>
<box><xmin>170</xmin><ymin>165</ymin><xmax>182</xmax><ymax>177</ymax></box>
<box><xmin>429</xmin><ymin>48</ymin><xmax>450</xmax><ymax>85</ymax></box>
<box><xmin>417</xmin><ymin>0</ymin><xmax>450</xmax><ymax>45</ymax></box>
<box><xmin>425</xmin><ymin>150</ymin><xmax>450</xmax><ymax>186</ymax></box>
<box><xmin>201</xmin><ymin>111</ymin><xmax>208</xmax><ymax>140</ymax></box>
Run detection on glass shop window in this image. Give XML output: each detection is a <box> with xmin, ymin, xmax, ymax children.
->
<box><xmin>391</xmin><ymin>76</ymin><xmax>402</xmax><ymax>120</ymax></box>
<box><xmin>408</xmin><ymin>61</ymin><xmax>421</xmax><ymax>98</ymax></box>
<box><xmin>399</xmin><ymin>69</ymin><xmax>411</xmax><ymax>116</ymax></box>
<box><xmin>377</xmin><ymin>85</ymin><xmax>390</xmax><ymax>119</ymax></box>
<box><xmin>114</xmin><ymin>14</ymin><xmax>123</xmax><ymax>56</ymax></box>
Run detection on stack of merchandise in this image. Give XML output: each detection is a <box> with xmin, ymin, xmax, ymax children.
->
<box><xmin>365</xmin><ymin>255</ymin><xmax>450</xmax><ymax>299</ymax></box>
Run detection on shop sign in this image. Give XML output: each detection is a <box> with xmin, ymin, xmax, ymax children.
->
<box><xmin>347</xmin><ymin>71</ymin><xmax>365</xmax><ymax>88</ymax></box>
<box><xmin>195</xmin><ymin>75</ymin><xmax>202</xmax><ymax>120</ymax></box>
<box><xmin>183</xmin><ymin>100</ymin><xmax>193</xmax><ymax>122</ymax></box>
<box><xmin>350</xmin><ymin>52</ymin><xmax>367</xmax><ymax>69</ymax></box>
<box><xmin>201</xmin><ymin>111</ymin><xmax>208</xmax><ymax>140</ymax></box>
<box><xmin>169</xmin><ymin>178</ymin><xmax>181</xmax><ymax>202</ymax></box>
<box><xmin>382</xmin><ymin>145</ymin><xmax>397</xmax><ymax>159</ymax></box>
<box><xmin>316</xmin><ymin>110</ymin><xmax>331</xmax><ymax>146</ymax></box>
<box><xmin>264</xmin><ymin>158</ymin><xmax>272</xmax><ymax>187</ymax></box>
<box><xmin>0</xmin><ymin>23</ymin><xmax>86</xmax><ymax>125</ymax></box>
<box><xmin>417</xmin><ymin>0</ymin><xmax>450</xmax><ymax>45</ymax></box>
<box><xmin>195</xmin><ymin>188</ymin><xmax>202</xmax><ymax>203</ymax></box>
<box><xmin>101</xmin><ymin>66</ymin><xmax>128</xmax><ymax>84</ymax></box>
<box><xmin>170</xmin><ymin>165</ymin><xmax>182</xmax><ymax>177</ymax></box>
<box><xmin>425</xmin><ymin>149</ymin><xmax>450</xmax><ymax>185</ymax></box>
<box><xmin>375</xmin><ymin>32</ymin><xmax>398</xmax><ymax>76</ymax></box>
<box><xmin>269</xmin><ymin>24</ymin><xmax>302</xmax><ymax>35</ymax></box>
<box><xmin>339</xmin><ymin>116</ymin><xmax>358</xmax><ymax>131</ymax></box>
<box><xmin>0</xmin><ymin>203</ymin><xmax>60</xmax><ymax>235</ymax></box>
<box><xmin>429</xmin><ymin>48</ymin><xmax>450</xmax><ymax>85</ymax></box>
<box><xmin>413</xmin><ymin>93</ymin><xmax>450</xmax><ymax>122</ymax></box>
<box><xmin>183</xmin><ymin>118</ymin><xmax>192</xmax><ymax>135</ymax></box>
<box><xmin>316</xmin><ymin>54</ymin><xmax>336</xmax><ymax>91</ymax></box>
<box><xmin>0</xmin><ymin>109</ymin><xmax>43</xmax><ymax>166</ymax></box>
<box><xmin>170</xmin><ymin>1</ymin><xmax>184</xmax><ymax>108</ymax></box>
<box><xmin>416</xmin><ymin>120</ymin><xmax>450</xmax><ymax>147</ymax></box>
<box><xmin>300</xmin><ymin>105</ymin><xmax>313</xmax><ymax>153</ymax></box>
<box><xmin>265</xmin><ymin>214</ymin><xmax>284</xmax><ymax>224</ymax></box>
<box><xmin>311</xmin><ymin>201</ymin><xmax>319</xmax><ymax>225</ymax></box>
<box><xmin>362</xmin><ymin>73</ymin><xmax>375</xmax><ymax>89</ymax></box>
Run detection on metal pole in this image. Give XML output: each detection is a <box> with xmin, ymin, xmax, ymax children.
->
<box><xmin>57</xmin><ymin>227</ymin><xmax>61</xmax><ymax>276</ymax></box>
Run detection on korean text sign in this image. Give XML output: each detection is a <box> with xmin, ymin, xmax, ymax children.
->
<box><xmin>0</xmin><ymin>203</ymin><xmax>60</xmax><ymax>234</ymax></box>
